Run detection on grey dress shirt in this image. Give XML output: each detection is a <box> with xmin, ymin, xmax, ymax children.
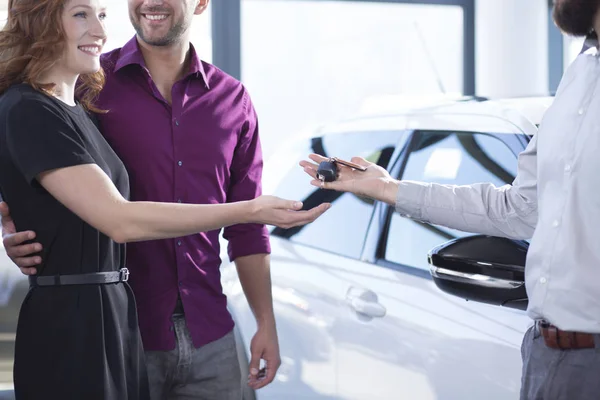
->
<box><xmin>395</xmin><ymin>36</ymin><xmax>600</xmax><ymax>333</ymax></box>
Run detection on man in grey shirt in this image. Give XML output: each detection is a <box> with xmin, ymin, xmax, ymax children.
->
<box><xmin>301</xmin><ymin>1</ymin><xmax>600</xmax><ymax>398</ymax></box>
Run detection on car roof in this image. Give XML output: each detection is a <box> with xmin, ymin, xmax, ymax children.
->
<box><xmin>318</xmin><ymin>95</ymin><xmax>553</xmax><ymax>137</ymax></box>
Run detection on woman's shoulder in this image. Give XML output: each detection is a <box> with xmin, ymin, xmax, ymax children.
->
<box><xmin>4</xmin><ymin>83</ymin><xmax>59</xmax><ymax>106</ymax></box>
<box><xmin>1</xmin><ymin>84</ymin><xmax>68</xmax><ymax>120</ymax></box>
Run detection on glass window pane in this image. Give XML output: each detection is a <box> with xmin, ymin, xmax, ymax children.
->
<box><xmin>402</xmin><ymin>132</ymin><xmax>519</xmax><ymax>185</ymax></box>
<box><xmin>242</xmin><ymin>0</ymin><xmax>464</xmax><ymax>157</ymax></box>
<box><xmin>385</xmin><ymin>131</ymin><xmax>519</xmax><ymax>270</ymax></box>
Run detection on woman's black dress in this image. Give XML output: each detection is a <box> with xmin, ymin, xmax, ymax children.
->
<box><xmin>0</xmin><ymin>84</ymin><xmax>150</xmax><ymax>399</ymax></box>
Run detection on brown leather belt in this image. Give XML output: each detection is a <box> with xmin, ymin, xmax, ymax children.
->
<box><xmin>537</xmin><ymin>321</ymin><xmax>596</xmax><ymax>350</ymax></box>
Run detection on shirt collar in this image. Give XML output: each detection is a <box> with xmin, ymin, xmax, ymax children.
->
<box><xmin>114</xmin><ymin>36</ymin><xmax>210</xmax><ymax>89</ymax></box>
<box><xmin>581</xmin><ymin>32</ymin><xmax>599</xmax><ymax>56</ymax></box>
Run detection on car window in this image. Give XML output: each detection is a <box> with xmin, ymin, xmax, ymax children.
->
<box><xmin>385</xmin><ymin>131</ymin><xmax>520</xmax><ymax>270</ymax></box>
<box><xmin>272</xmin><ymin>130</ymin><xmax>408</xmax><ymax>259</ymax></box>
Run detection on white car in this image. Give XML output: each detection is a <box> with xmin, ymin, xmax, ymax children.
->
<box><xmin>222</xmin><ymin>96</ymin><xmax>553</xmax><ymax>400</ymax></box>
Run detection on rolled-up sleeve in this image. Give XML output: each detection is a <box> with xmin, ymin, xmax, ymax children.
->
<box><xmin>395</xmin><ymin>134</ymin><xmax>539</xmax><ymax>240</ymax></box>
<box><xmin>223</xmin><ymin>90</ymin><xmax>271</xmax><ymax>261</ymax></box>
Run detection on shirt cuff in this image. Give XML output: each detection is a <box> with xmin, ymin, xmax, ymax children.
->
<box><xmin>394</xmin><ymin>180</ymin><xmax>431</xmax><ymax>220</ymax></box>
<box><xmin>227</xmin><ymin>229</ymin><xmax>271</xmax><ymax>262</ymax></box>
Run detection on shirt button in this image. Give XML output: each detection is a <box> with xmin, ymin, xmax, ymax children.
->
<box><xmin>552</xmin><ymin>220</ymin><xmax>560</xmax><ymax>227</ymax></box>
<box><xmin>578</xmin><ymin>108</ymin><xmax>585</xmax><ymax>115</ymax></box>
<box><xmin>177</xmin><ymin>240</ymin><xmax>182</xmax><ymax>246</ymax></box>
<box><xmin>564</xmin><ymin>164</ymin><xmax>571</xmax><ymax>173</ymax></box>
<box><xmin>177</xmin><ymin>199</ymin><xmax>182</xmax><ymax>203</ymax></box>
<box><xmin>540</xmin><ymin>277</ymin><xmax>547</xmax><ymax>284</ymax></box>
<box><xmin>175</xmin><ymin>119</ymin><xmax>179</xmax><ymax>126</ymax></box>
<box><xmin>178</xmin><ymin>281</ymin><xmax>183</xmax><ymax>287</ymax></box>
<box><xmin>178</xmin><ymin>161</ymin><xmax>183</xmax><ymax>166</ymax></box>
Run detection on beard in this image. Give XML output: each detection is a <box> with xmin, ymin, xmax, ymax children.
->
<box><xmin>553</xmin><ymin>0</ymin><xmax>600</xmax><ymax>37</ymax></box>
<box><xmin>131</xmin><ymin>21</ymin><xmax>186</xmax><ymax>47</ymax></box>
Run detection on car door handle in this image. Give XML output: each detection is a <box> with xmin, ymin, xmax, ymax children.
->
<box><xmin>346</xmin><ymin>287</ymin><xmax>386</xmax><ymax>318</ymax></box>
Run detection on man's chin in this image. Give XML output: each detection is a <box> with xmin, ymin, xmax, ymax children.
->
<box><xmin>134</xmin><ymin>29</ymin><xmax>171</xmax><ymax>47</ymax></box>
<box><xmin>139</xmin><ymin>35</ymin><xmax>173</xmax><ymax>47</ymax></box>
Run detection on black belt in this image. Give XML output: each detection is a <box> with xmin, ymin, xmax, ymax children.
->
<box><xmin>29</xmin><ymin>268</ymin><xmax>130</xmax><ymax>287</ymax></box>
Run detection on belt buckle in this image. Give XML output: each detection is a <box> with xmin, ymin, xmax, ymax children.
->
<box><xmin>119</xmin><ymin>268</ymin><xmax>130</xmax><ymax>282</ymax></box>
<box><xmin>538</xmin><ymin>320</ymin><xmax>550</xmax><ymax>331</ymax></box>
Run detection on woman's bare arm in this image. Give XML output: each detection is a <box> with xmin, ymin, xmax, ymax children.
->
<box><xmin>38</xmin><ymin>163</ymin><xmax>328</xmax><ymax>243</ymax></box>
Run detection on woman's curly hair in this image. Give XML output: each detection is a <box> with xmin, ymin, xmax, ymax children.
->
<box><xmin>0</xmin><ymin>0</ymin><xmax>105</xmax><ymax>112</ymax></box>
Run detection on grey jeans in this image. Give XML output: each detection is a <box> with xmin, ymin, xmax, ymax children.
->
<box><xmin>145</xmin><ymin>315</ymin><xmax>242</xmax><ymax>400</ymax></box>
<box><xmin>520</xmin><ymin>324</ymin><xmax>600</xmax><ymax>400</ymax></box>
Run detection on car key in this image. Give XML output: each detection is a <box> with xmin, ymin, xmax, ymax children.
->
<box><xmin>331</xmin><ymin>157</ymin><xmax>367</xmax><ymax>171</ymax></box>
<box><xmin>316</xmin><ymin>157</ymin><xmax>367</xmax><ymax>183</ymax></box>
<box><xmin>316</xmin><ymin>159</ymin><xmax>338</xmax><ymax>182</ymax></box>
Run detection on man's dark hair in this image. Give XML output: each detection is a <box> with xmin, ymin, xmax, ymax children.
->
<box><xmin>553</xmin><ymin>0</ymin><xmax>599</xmax><ymax>37</ymax></box>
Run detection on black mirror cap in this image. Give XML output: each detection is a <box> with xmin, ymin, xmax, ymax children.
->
<box><xmin>428</xmin><ymin>235</ymin><xmax>529</xmax><ymax>311</ymax></box>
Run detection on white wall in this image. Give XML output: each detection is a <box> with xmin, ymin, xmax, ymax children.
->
<box><xmin>475</xmin><ymin>0</ymin><xmax>549</xmax><ymax>98</ymax></box>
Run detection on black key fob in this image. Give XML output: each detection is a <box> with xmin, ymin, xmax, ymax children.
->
<box><xmin>317</xmin><ymin>160</ymin><xmax>337</xmax><ymax>182</ymax></box>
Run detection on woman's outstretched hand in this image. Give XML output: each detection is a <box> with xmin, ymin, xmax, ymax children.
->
<box><xmin>249</xmin><ymin>195</ymin><xmax>330</xmax><ymax>228</ymax></box>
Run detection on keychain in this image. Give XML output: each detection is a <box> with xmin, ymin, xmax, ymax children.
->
<box><xmin>316</xmin><ymin>157</ymin><xmax>367</xmax><ymax>183</ymax></box>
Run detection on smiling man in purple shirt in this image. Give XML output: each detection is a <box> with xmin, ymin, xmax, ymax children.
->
<box><xmin>2</xmin><ymin>0</ymin><xmax>279</xmax><ymax>398</ymax></box>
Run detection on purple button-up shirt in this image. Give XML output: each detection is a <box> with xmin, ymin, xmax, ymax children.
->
<box><xmin>95</xmin><ymin>37</ymin><xmax>270</xmax><ymax>351</ymax></box>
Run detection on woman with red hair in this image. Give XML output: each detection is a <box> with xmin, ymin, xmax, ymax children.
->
<box><xmin>0</xmin><ymin>0</ymin><xmax>328</xmax><ymax>398</ymax></box>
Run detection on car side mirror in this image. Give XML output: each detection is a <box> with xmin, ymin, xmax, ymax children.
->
<box><xmin>427</xmin><ymin>235</ymin><xmax>529</xmax><ymax>311</ymax></box>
